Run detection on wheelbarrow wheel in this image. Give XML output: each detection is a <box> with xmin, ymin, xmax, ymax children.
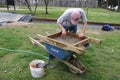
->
<box><xmin>68</xmin><ymin>56</ymin><xmax>86</xmax><ymax>74</ymax></box>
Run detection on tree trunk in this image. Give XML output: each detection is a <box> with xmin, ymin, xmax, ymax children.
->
<box><xmin>44</xmin><ymin>0</ymin><xmax>49</xmax><ymax>14</ymax></box>
<box><xmin>118</xmin><ymin>4</ymin><xmax>120</xmax><ymax>12</ymax></box>
<box><xmin>25</xmin><ymin>0</ymin><xmax>33</xmax><ymax>13</ymax></box>
<box><xmin>34</xmin><ymin>0</ymin><xmax>38</xmax><ymax>15</ymax></box>
<box><xmin>45</xmin><ymin>5</ymin><xmax>48</xmax><ymax>14</ymax></box>
<box><xmin>106</xmin><ymin>0</ymin><xmax>109</xmax><ymax>8</ymax></box>
<box><xmin>118</xmin><ymin>0</ymin><xmax>120</xmax><ymax>12</ymax></box>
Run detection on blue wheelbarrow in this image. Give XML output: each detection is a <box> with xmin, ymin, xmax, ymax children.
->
<box><xmin>29</xmin><ymin>32</ymin><xmax>101</xmax><ymax>74</ymax></box>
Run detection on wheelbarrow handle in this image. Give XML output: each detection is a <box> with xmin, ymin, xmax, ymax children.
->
<box><xmin>29</xmin><ymin>36</ymin><xmax>46</xmax><ymax>49</ymax></box>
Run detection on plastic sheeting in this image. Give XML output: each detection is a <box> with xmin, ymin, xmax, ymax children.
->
<box><xmin>19</xmin><ymin>15</ymin><xmax>33</xmax><ymax>22</ymax></box>
<box><xmin>0</xmin><ymin>12</ymin><xmax>33</xmax><ymax>26</ymax></box>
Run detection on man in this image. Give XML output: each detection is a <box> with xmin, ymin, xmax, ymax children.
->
<box><xmin>57</xmin><ymin>8</ymin><xmax>87</xmax><ymax>38</ymax></box>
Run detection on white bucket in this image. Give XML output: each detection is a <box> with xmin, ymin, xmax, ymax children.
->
<box><xmin>29</xmin><ymin>60</ymin><xmax>46</xmax><ymax>78</ymax></box>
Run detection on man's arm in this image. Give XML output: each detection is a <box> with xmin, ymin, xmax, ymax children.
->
<box><xmin>56</xmin><ymin>22</ymin><xmax>66</xmax><ymax>37</ymax></box>
<box><xmin>57</xmin><ymin>10</ymin><xmax>69</xmax><ymax>37</ymax></box>
<box><xmin>78</xmin><ymin>9</ymin><xmax>87</xmax><ymax>38</ymax></box>
<box><xmin>81</xmin><ymin>22</ymin><xmax>87</xmax><ymax>33</ymax></box>
<box><xmin>78</xmin><ymin>22</ymin><xmax>87</xmax><ymax>38</ymax></box>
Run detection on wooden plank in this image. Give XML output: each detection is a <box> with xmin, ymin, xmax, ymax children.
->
<box><xmin>37</xmin><ymin>34</ymin><xmax>85</xmax><ymax>54</ymax></box>
<box><xmin>90</xmin><ymin>37</ymin><xmax>101</xmax><ymax>44</ymax></box>
<box><xmin>73</xmin><ymin>37</ymin><xmax>90</xmax><ymax>46</ymax></box>
<box><xmin>29</xmin><ymin>36</ymin><xmax>46</xmax><ymax>49</ymax></box>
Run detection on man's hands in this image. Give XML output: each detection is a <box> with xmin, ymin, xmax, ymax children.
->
<box><xmin>78</xmin><ymin>32</ymin><xmax>85</xmax><ymax>38</ymax></box>
<box><xmin>78</xmin><ymin>22</ymin><xmax>87</xmax><ymax>38</ymax></box>
<box><xmin>61</xmin><ymin>29</ymin><xmax>66</xmax><ymax>38</ymax></box>
<box><xmin>56</xmin><ymin>22</ymin><xmax>67</xmax><ymax>38</ymax></box>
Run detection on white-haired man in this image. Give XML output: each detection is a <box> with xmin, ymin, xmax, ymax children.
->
<box><xmin>57</xmin><ymin>8</ymin><xmax>87</xmax><ymax>38</ymax></box>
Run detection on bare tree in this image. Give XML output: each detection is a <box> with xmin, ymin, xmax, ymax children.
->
<box><xmin>34</xmin><ymin>0</ymin><xmax>38</xmax><ymax>15</ymax></box>
<box><xmin>43</xmin><ymin>0</ymin><xmax>49</xmax><ymax>14</ymax></box>
<box><xmin>20</xmin><ymin>0</ymin><xmax>38</xmax><ymax>15</ymax></box>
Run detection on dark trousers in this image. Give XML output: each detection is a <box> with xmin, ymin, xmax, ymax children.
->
<box><xmin>62</xmin><ymin>25</ymin><xmax>77</xmax><ymax>33</ymax></box>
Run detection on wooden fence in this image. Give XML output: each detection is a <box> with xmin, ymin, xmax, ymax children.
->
<box><xmin>0</xmin><ymin>0</ymin><xmax>98</xmax><ymax>8</ymax></box>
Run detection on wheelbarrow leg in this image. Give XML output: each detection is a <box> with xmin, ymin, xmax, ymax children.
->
<box><xmin>47</xmin><ymin>53</ymin><xmax>57</xmax><ymax>68</ymax></box>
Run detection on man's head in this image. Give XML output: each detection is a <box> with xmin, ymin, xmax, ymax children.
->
<box><xmin>71</xmin><ymin>10</ymin><xmax>80</xmax><ymax>25</ymax></box>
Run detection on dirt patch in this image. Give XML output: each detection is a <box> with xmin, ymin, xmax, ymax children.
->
<box><xmin>5</xmin><ymin>22</ymin><xmax>32</xmax><ymax>27</ymax></box>
<box><xmin>77</xmin><ymin>29</ymin><xmax>101</xmax><ymax>35</ymax></box>
<box><xmin>54</xmin><ymin>36</ymin><xmax>80</xmax><ymax>44</ymax></box>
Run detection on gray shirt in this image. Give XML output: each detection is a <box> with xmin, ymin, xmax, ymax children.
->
<box><xmin>57</xmin><ymin>8</ymin><xmax>87</xmax><ymax>27</ymax></box>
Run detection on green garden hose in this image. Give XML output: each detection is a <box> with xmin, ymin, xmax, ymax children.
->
<box><xmin>0</xmin><ymin>47</ymin><xmax>48</xmax><ymax>60</ymax></box>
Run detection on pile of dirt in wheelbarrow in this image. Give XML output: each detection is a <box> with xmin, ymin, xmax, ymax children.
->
<box><xmin>54</xmin><ymin>36</ymin><xmax>80</xmax><ymax>44</ymax></box>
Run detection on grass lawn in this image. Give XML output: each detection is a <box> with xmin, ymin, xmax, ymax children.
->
<box><xmin>0</xmin><ymin>22</ymin><xmax>120</xmax><ymax>80</ymax></box>
<box><xmin>0</xmin><ymin>6</ymin><xmax>120</xmax><ymax>24</ymax></box>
